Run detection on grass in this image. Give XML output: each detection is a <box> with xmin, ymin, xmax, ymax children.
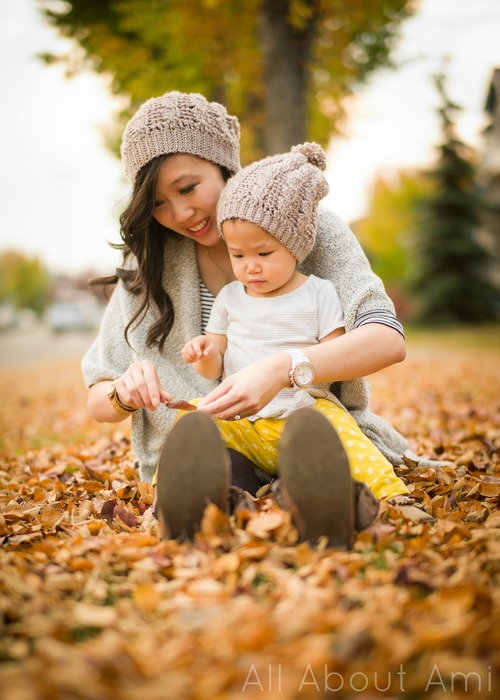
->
<box><xmin>403</xmin><ymin>322</ymin><xmax>500</xmax><ymax>350</ymax></box>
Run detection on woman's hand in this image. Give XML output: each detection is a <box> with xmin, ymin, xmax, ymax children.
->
<box><xmin>113</xmin><ymin>360</ymin><xmax>171</xmax><ymax>411</ymax></box>
<box><xmin>196</xmin><ymin>353</ymin><xmax>290</xmax><ymax>420</ymax></box>
<box><xmin>88</xmin><ymin>360</ymin><xmax>172</xmax><ymax>423</ymax></box>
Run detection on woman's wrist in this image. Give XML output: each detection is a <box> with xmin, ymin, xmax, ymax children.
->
<box><xmin>108</xmin><ymin>381</ymin><xmax>138</xmax><ymax>415</ymax></box>
<box><xmin>88</xmin><ymin>381</ymin><xmax>131</xmax><ymax>424</ymax></box>
<box><xmin>268</xmin><ymin>352</ymin><xmax>293</xmax><ymax>390</ymax></box>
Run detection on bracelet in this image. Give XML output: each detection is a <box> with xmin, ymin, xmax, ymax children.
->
<box><xmin>107</xmin><ymin>382</ymin><xmax>138</xmax><ymax>415</ymax></box>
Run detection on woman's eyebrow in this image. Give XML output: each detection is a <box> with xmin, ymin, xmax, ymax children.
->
<box><xmin>169</xmin><ymin>173</ymin><xmax>198</xmax><ymax>187</ymax></box>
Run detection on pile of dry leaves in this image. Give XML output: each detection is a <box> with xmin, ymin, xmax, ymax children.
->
<box><xmin>0</xmin><ymin>339</ymin><xmax>499</xmax><ymax>699</ymax></box>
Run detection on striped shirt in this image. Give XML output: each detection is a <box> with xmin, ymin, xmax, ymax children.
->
<box><xmin>354</xmin><ymin>309</ymin><xmax>404</xmax><ymax>336</ymax></box>
<box><xmin>199</xmin><ymin>279</ymin><xmax>215</xmax><ymax>333</ymax></box>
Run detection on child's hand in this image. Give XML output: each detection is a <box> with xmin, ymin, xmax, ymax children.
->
<box><xmin>182</xmin><ymin>335</ymin><xmax>217</xmax><ymax>363</ymax></box>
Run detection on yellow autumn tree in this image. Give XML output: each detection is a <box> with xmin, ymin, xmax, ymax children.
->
<box><xmin>352</xmin><ymin>169</ymin><xmax>433</xmax><ymax>317</ymax></box>
<box><xmin>37</xmin><ymin>0</ymin><xmax>417</xmax><ymax>162</ymax></box>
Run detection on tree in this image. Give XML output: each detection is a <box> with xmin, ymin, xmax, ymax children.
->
<box><xmin>0</xmin><ymin>251</ymin><xmax>52</xmax><ymax>316</ymax></box>
<box><xmin>354</xmin><ymin>169</ymin><xmax>433</xmax><ymax>284</ymax></box>
<box><xmin>352</xmin><ymin>169</ymin><xmax>434</xmax><ymax>320</ymax></box>
<box><xmin>37</xmin><ymin>0</ymin><xmax>416</xmax><ymax>160</ymax></box>
<box><xmin>410</xmin><ymin>74</ymin><xmax>499</xmax><ymax>323</ymax></box>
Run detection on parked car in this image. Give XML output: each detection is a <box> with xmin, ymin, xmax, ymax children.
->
<box><xmin>0</xmin><ymin>303</ymin><xmax>18</xmax><ymax>332</ymax></box>
<box><xmin>45</xmin><ymin>293</ymin><xmax>102</xmax><ymax>333</ymax></box>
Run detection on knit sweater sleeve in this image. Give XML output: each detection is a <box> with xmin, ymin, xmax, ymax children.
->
<box><xmin>81</xmin><ymin>282</ymin><xmax>135</xmax><ymax>388</ymax></box>
<box><xmin>299</xmin><ymin>205</ymin><xmax>404</xmax><ymax>335</ymax></box>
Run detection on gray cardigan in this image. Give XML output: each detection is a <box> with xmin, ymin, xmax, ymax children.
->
<box><xmin>82</xmin><ymin>206</ymin><xmax>409</xmax><ymax>482</ymax></box>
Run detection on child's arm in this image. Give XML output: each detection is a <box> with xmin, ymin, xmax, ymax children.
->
<box><xmin>181</xmin><ymin>333</ymin><xmax>227</xmax><ymax>379</ymax></box>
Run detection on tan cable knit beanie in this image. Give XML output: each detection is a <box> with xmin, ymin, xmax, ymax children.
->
<box><xmin>217</xmin><ymin>143</ymin><xmax>329</xmax><ymax>263</ymax></box>
<box><xmin>121</xmin><ymin>91</ymin><xmax>241</xmax><ymax>183</ymax></box>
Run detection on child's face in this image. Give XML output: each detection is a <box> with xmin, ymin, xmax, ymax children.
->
<box><xmin>153</xmin><ymin>153</ymin><xmax>226</xmax><ymax>245</ymax></box>
<box><xmin>222</xmin><ymin>219</ymin><xmax>298</xmax><ymax>297</ymax></box>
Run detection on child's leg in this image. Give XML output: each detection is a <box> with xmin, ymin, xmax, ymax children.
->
<box><xmin>311</xmin><ymin>399</ymin><xmax>409</xmax><ymax>500</ymax></box>
<box><xmin>180</xmin><ymin>400</ymin><xmax>282</xmax><ymax>476</ymax></box>
<box><xmin>155</xmin><ymin>411</ymin><xmax>230</xmax><ymax>539</ymax></box>
<box><xmin>156</xmin><ymin>398</ymin><xmax>262</xmax><ymax>495</ymax></box>
<box><xmin>279</xmin><ymin>408</ymin><xmax>356</xmax><ymax>548</ymax></box>
<box><xmin>167</xmin><ymin>398</ymin><xmax>407</xmax><ymax>500</ymax></box>
<box><xmin>210</xmin><ymin>414</ymin><xmax>282</xmax><ymax>476</ymax></box>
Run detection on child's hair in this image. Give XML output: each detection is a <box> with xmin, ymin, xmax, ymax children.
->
<box><xmin>217</xmin><ymin>142</ymin><xmax>329</xmax><ymax>262</ymax></box>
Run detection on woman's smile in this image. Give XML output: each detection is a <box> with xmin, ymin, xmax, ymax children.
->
<box><xmin>187</xmin><ymin>217</ymin><xmax>211</xmax><ymax>237</ymax></box>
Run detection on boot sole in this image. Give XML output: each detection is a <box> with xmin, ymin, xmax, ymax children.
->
<box><xmin>279</xmin><ymin>408</ymin><xmax>354</xmax><ymax>549</ymax></box>
<box><xmin>156</xmin><ymin>412</ymin><xmax>229</xmax><ymax>540</ymax></box>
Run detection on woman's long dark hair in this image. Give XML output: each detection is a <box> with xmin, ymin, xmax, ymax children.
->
<box><xmin>91</xmin><ymin>155</ymin><xmax>230</xmax><ymax>352</ymax></box>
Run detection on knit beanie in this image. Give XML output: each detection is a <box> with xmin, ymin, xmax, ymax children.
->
<box><xmin>217</xmin><ymin>143</ymin><xmax>329</xmax><ymax>263</ymax></box>
<box><xmin>121</xmin><ymin>91</ymin><xmax>241</xmax><ymax>184</ymax></box>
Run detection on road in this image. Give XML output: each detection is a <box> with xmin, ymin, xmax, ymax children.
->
<box><xmin>0</xmin><ymin>327</ymin><xmax>97</xmax><ymax>367</ymax></box>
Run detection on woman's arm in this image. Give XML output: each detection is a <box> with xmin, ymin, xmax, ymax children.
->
<box><xmin>303</xmin><ymin>207</ymin><xmax>403</xmax><ymax>335</ymax></box>
<box><xmin>88</xmin><ymin>380</ymin><xmax>130</xmax><ymax>423</ymax></box>
<box><xmin>197</xmin><ymin>323</ymin><xmax>405</xmax><ymax>421</ymax></box>
<box><xmin>83</xmin><ymin>282</ymin><xmax>173</xmax><ymax>423</ymax></box>
<box><xmin>88</xmin><ymin>359</ymin><xmax>173</xmax><ymax>423</ymax></box>
<box><xmin>304</xmin><ymin>323</ymin><xmax>405</xmax><ymax>380</ymax></box>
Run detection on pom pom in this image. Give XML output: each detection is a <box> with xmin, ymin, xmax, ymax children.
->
<box><xmin>291</xmin><ymin>142</ymin><xmax>327</xmax><ymax>171</ymax></box>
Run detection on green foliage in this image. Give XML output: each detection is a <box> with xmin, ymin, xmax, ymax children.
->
<box><xmin>410</xmin><ymin>74</ymin><xmax>499</xmax><ymax>324</ymax></box>
<box><xmin>0</xmin><ymin>251</ymin><xmax>52</xmax><ymax>316</ymax></box>
<box><xmin>354</xmin><ymin>170</ymin><xmax>433</xmax><ymax>284</ymax></box>
<box><xmin>37</xmin><ymin>0</ymin><xmax>416</xmax><ymax>161</ymax></box>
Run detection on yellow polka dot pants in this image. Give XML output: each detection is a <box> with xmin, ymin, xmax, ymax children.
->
<box><xmin>172</xmin><ymin>398</ymin><xmax>408</xmax><ymax>501</ymax></box>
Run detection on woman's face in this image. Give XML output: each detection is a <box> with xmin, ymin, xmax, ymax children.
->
<box><xmin>153</xmin><ymin>154</ymin><xmax>226</xmax><ymax>246</ymax></box>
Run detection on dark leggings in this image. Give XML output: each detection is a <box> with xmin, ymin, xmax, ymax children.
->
<box><xmin>228</xmin><ymin>449</ymin><xmax>265</xmax><ymax>495</ymax></box>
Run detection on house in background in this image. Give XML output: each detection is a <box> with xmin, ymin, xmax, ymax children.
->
<box><xmin>478</xmin><ymin>67</ymin><xmax>500</xmax><ymax>288</ymax></box>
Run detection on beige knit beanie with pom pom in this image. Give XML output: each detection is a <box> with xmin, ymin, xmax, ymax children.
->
<box><xmin>217</xmin><ymin>142</ymin><xmax>329</xmax><ymax>263</ymax></box>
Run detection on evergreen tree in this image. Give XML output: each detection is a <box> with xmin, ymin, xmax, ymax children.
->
<box><xmin>411</xmin><ymin>73</ymin><xmax>499</xmax><ymax>323</ymax></box>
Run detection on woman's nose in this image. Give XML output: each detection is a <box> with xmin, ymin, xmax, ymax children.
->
<box><xmin>173</xmin><ymin>200</ymin><xmax>195</xmax><ymax>224</ymax></box>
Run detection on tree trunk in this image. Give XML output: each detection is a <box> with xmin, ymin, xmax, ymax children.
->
<box><xmin>259</xmin><ymin>0</ymin><xmax>318</xmax><ymax>154</ymax></box>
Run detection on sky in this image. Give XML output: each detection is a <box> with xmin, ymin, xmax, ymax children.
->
<box><xmin>1</xmin><ymin>0</ymin><xmax>500</xmax><ymax>275</ymax></box>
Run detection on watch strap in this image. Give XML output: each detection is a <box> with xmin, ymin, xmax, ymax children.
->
<box><xmin>287</xmin><ymin>349</ymin><xmax>314</xmax><ymax>389</ymax></box>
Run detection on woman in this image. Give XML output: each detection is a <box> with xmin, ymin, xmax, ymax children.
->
<box><xmin>82</xmin><ymin>91</ymin><xmax>409</xmax><ymax>498</ymax></box>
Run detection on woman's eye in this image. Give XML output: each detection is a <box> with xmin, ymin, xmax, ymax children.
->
<box><xmin>259</xmin><ymin>252</ymin><xmax>271</xmax><ymax>257</ymax></box>
<box><xmin>180</xmin><ymin>184</ymin><xmax>196</xmax><ymax>195</ymax></box>
<box><xmin>154</xmin><ymin>200</ymin><xmax>164</xmax><ymax>208</ymax></box>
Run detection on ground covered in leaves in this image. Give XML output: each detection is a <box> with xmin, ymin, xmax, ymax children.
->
<box><xmin>1</xmin><ymin>330</ymin><xmax>499</xmax><ymax>699</ymax></box>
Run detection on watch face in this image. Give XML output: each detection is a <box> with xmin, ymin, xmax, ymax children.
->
<box><xmin>295</xmin><ymin>362</ymin><xmax>314</xmax><ymax>387</ymax></box>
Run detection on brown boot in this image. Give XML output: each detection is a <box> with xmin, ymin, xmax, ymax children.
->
<box><xmin>278</xmin><ymin>408</ymin><xmax>361</xmax><ymax>549</ymax></box>
<box><xmin>227</xmin><ymin>485</ymin><xmax>258</xmax><ymax>514</ymax></box>
<box><xmin>271</xmin><ymin>478</ymin><xmax>379</xmax><ymax>536</ymax></box>
<box><xmin>155</xmin><ymin>412</ymin><xmax>230</xmax><ymax>540</ymax></box>
<box><xmin>354</xmin><ymin>481</ymin><xmax>380</xmax><ymax>530</ymax></box>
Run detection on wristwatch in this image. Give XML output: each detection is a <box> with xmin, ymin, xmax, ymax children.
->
<box><xmin>287</xmin><ymin>349</ymin><xmax>315</xmax><ymax>389</ymax></box>
<box><xmin>107</xmin><ymin>382</ymin><xmax>138</xmax><ymax>415</ymax></box>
